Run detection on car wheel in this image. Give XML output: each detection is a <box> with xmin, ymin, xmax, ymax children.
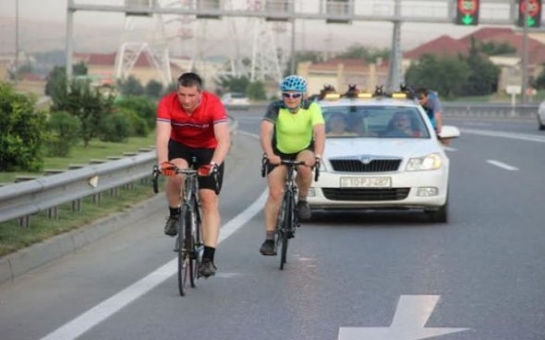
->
<box><xmin>425</xmin><ymin>196</ymin><xmax>448</xmax><ymax>223</ymax></box>
<box><xmin>538</xmin><ymin>115</ymin><xmax>545</xmax><ymax>131</ymax></box>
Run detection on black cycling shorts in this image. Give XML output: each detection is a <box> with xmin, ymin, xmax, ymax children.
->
<box><xmin>265</xmin><ymin>141</ymin><xmax>314</xmax><ymax>175</ymax></box>
<box><xmin>168</xmin><ymin>139</ymin><xmax>224</xmax><ymax>193</ymax></box>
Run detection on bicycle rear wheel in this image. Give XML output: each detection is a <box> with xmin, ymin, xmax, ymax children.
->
<box><xmin>277</xmin><ymin>193</ymin><xmax>293</xmax><ymax>270</ymax></box>
<box><xmin>192</xmin><ymin>199</ymin><xmax>203</xmax><ymax>284</ymax></box>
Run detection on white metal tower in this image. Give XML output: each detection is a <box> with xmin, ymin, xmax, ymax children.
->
<box><xmin>247</xmin><ymin>0</ymin><xmax>285</xmax><ymax>83</ymax></box>
<box><xmin>114</xmin><ymin>0</ymin><xmax>172</xmax><ymax>86</ymax></box>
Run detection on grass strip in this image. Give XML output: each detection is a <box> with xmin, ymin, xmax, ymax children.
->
<box><xmin>0</xmin><ymin>179</ymin><xmax>164</xmax><ymax>257</ymax></box>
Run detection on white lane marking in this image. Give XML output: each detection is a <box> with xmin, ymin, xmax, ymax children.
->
<box><xmin>486</xmin><ymin>160</ymin><xmax>519</xmax><ymax>171</ymax></box>
<box><xmin>40</xmin><ymin>191</ymin><xmax>268</xmax><ymax>340</ymax></box>
<box><xmin>461</xmin><ymin>121</ymin><xmax>492</xmax><ymax>127</ymax></box>
<box><xmin>443</xmin><ymin>146</ymin><xmax>457</xmax><ymax>152</ymax></box>
<box><xmin>338</xmin><ymin>295</ymin><xmax>469</xmax><ymax>340</ymax></box>
<box><xmin>461</xmin><ymin>128</ymin><xmax>545</xmax><ymax>143</ymax></box>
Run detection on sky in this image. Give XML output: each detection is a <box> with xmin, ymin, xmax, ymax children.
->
<box><xmin>0</xmin><ymin>0</ymin><xmax>484</xmax><ymax>57</ymax></box>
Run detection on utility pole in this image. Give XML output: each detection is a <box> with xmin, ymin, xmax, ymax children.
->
<box><xmin>521</xmin><ymin>0</ymin><xmax>529</xmax><ymax>104</ymax></box>
<box><xmin>15</xmin><ymin>0</ymin><xmax>19</xmax><ymax>84</ymax></box>
<box><xmin>290</xmin><ymin>18</ymin><xmax>296</xmax><ymax>74</ymax></box>
<box><xmin>66</xmin><ymin>0</ymin><xmax>75</xmax><ymax>84</ymax></box>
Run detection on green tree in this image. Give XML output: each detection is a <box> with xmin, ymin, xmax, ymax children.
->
<box><xmin>46</xmin><ymin>111</ymin><xmax>81</xmax><ymax>157</ymax></box>
<box><xmin>45</xmin><ymin>62</ymin><xmax>88</xmax><ymax>103</ymax></box>
<box><xmin>404</xmin><ymin>54</ymin><xmax>471</xmax><ymax>98</ymax></box>
<box><xmin>478</xmin><ymin>41</ymin><xmax>516</xmax><ymax>56</ymax></box>
<box><xmin>145</xmin><ymin>79</ymin><xmax>163</xmax><ymax>99</ymax></box>
<box><xmin>217</xmin><ymin>75</ymin><xmax>250</xmax><ymax>94</ymax></box>
<box><xmin>461</xmin><ymin>38</ymin><xmax>500</xmax><ymax>96</ymax></box>
<box><xmin>337</xmin><ymin>44</ymin><xmax>391</xmax><ymax>63</ymax></box>
<box><xmin>118</xmin><ymin>76</ymin><xmax>145</xmax><ymax>96</ymax></box>
<box><xmin>246</xmin><ymin>81</ymin><xmax>267</xmax><ymax>101</ymax></box>
<box><xmin>0</xmin><ymin>82</ymin><xmax>48</xmax><ymax>171</ymax></box>
<box><xmin>114</xmin><ymin>96</ymin><xmax>157</xmax><ymax>129</ymax></box>
<box><xmin>51</xmin><ymin>78</ymin><xmax>115</xmax><ymax>147</ymax></box>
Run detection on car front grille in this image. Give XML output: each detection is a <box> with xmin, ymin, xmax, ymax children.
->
<box><xmin>322</xmin><ymin>188</ymin><xmax>410</xmax><ymax>201</ymax></box>
<box><xmin>329</xmin><ymin>159</ymin><xmax>401</xmax><ymax>172</ymax></box>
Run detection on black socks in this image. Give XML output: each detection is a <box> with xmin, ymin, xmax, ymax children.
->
<box><xmin>169</xmin><ymin>206</ymin><xmax>181</xmax><ymax>217</ymax></box>
<box><xmin>203</xmin><ymin>246</ymin><xmax>215</xmax><ymax>262</ymax></box>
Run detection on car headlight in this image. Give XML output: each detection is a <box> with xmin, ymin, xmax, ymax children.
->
<box><xmin>406</xmin><ymin>153</ymin><xmax>442</xmax><ymax>171</ymax></box>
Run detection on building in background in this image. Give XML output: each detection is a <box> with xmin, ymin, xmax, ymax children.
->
<box><xmin>298</xmin><ymin>58</ymin><xmax>389</xmax><ymax>96</ymax></box>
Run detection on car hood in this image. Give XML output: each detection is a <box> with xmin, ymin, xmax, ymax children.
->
<box><xmin>324</xmin><ymin>138</ymin><xmax>443</xmax><ymax>159</ymax></box>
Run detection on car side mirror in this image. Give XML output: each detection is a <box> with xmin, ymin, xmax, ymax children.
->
<box><xmin>438</xmin><ymin>125</ymin><xmax>461</xmax><ymax>139</ymax></box>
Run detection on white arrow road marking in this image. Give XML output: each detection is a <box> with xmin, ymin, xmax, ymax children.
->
<box><xmin>486</xmin><ymin>160</ymin><xmax>519</xmax><ymax>171</ymax></box>
<box><xmin>338</xmin><ymin>295</ymin><xmax>469</xmax><ymax>340</ymax></box>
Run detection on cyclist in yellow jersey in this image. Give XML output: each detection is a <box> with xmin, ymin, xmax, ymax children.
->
<box><xmin>259</xmin><ymin>75</ymin><xmax>326</xmax><ymax>256</ymax></box>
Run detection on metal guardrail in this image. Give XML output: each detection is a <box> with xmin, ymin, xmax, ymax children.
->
<box><xmin>0</xmin><ymin>151</ymin><xmax>156</xmax><ymax>227</ymax></box>
<box><xmin>442</xmin><ymin>103</ymin><xmax>538</xmax><ymax>119</ymax></box>
<box><xmin>0</xmin><ymin>116</ymin><xmax>238</xmax><ymax>228</ymax></box>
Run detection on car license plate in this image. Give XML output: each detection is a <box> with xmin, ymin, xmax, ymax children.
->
<box><xmin>340</xmin><ymin>177</ymin><xmax>391</xmax><ymax>188</ymax></box>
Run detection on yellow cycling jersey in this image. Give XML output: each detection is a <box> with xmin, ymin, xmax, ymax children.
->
<box><xmin>263</xmin><ymin>100</ymin><xmax>325</xmax><ymax>154</ymax></box>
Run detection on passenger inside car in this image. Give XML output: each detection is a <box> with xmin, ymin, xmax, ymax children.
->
<box><xmin>326</xmin><ymin>113</ymin><xmax>358</xmax><ymax>137</ymax></box>
<box><xmin>383</xmin><ymin>111</ymin><xmax>423</xmax><ymax>137</ymax></box>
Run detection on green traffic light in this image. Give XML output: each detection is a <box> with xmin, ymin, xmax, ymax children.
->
<box><xmin>528</xmin><ymin>16</ymin><xmax>536</xmax><ymax>27</ymax></box>
<box><xmin>462</xmin><ymin>14</ymin><xmax>474</xmax><ymax>25</ymax></box>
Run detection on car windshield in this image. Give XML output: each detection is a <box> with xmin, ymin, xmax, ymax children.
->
<box><xmin>321</xmin><ymin>105</ymin><xmax>431</xmax><ymax>139</ymax></box>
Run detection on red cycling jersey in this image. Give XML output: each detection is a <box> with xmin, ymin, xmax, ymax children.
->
<box><xmin>157</xmin><ymin>91</ymin><xmax>228</xmax><ymax>148</ymax></box>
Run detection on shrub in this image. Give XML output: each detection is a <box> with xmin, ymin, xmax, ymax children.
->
<box><xmin>97</xmin><ymin>112</ymin><xmax>132</xmax><ymax>143</ymax></box>
<box><xmin>46</xmin><ymin>111</ymin><xmax>81</xmax><ymax>157</ymax></box>
<box><xmin>117</xmin><ymin>107</ymin><xmax>149</xmax><ymax>137</ymax></box>
<box><xmin>0</xmin><ymin>82</ymin><xmax>47</xmax><ymax>171</ymax></box>
<box><xmin>114</xmin><ymin>96</ymin><xmax>156</xmax><ymax>130</ymax></box>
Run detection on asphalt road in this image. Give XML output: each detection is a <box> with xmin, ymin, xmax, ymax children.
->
<box><xmin>0</xmin><ymin>110</ymin><xmax>544</xmax><ymax>340</ymax></box>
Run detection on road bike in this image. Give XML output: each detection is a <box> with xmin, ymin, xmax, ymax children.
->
<box><xmin>261</xmin><ymin>156</ymin><xmax>319</xmax><ymax>270</ymax></box>
<box><xmin>152</xmin><ymin>161</ymin><xmax>206</xmax><ymax>296</ymax></box>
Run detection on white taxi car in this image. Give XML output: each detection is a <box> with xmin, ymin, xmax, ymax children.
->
<box><xmin>308</xmin><ymin>91</ymin><xmax>460</xmax><ymax>223</ymax></box>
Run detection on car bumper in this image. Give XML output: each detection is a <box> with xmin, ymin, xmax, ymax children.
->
<box><xmin>307</xmin><ymin>169</ymin><xmax>448</xmax><ymax>210</ymax></box>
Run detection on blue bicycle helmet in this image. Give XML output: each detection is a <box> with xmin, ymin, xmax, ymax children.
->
<box><xmin>280</xmin><ymin>75</ymin><xmax>307</xmax><ymax>93</ymax></box>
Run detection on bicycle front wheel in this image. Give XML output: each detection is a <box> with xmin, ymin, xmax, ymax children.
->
<box><xmin>278</xmin><ymin>193</ymin><xmax>293</xmax><ymax>270</ymax></box>
<box><xmin>177</xmin><ymin>205</ymin><xmax>193</xmax><ymax>296</ymax></box>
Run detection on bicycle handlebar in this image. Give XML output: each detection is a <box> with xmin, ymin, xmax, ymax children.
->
<box><xmin>260</xmin><ymin>155</ymin><xmax>320</xmax><ymax>181</ymax></box>
<box><xmin>151</xmin><ymin>165</ymin><xmax>219</xmax><ymax>195</ymax></box>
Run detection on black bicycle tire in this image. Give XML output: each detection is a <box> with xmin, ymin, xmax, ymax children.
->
<box><xmin>193</xmin><ymin>196</ymin><xmax>203</xmax><ymax>284</ymax></box>
<box><xmin>185</xmin><ymin>207</ymin><xmax>196</xmax><ymax>289</ymax></box>
<box><xmin>279</xmin><ymin>193</ymin><xmax>292</xmax><ymax>270</ymax></box>
<box><xmin>177</xmin><ymin>205</ymin><xmax>189</xmax><ymax>296</ymax></box>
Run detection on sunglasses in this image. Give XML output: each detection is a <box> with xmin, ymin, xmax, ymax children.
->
<box><xmin>282</xmin><ymin>92</ymin><xmax>302</xmax><ymax>99</ymax></box>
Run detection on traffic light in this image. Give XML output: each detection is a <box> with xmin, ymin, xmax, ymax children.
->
<box><xmin>518</xmin><ymin>0</ymin><xmax>542</xmax><ymax>28</ymax></box>
<box><xmin>455</xmin><ymin>0</ymin><xmax>480</xmax><ymax>26</ymax></box>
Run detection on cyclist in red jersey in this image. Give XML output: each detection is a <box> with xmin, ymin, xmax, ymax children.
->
<box><xmin>156</xmin><ymin>72</ymin><xmax>231</xmax><ymax>278</ymax></box>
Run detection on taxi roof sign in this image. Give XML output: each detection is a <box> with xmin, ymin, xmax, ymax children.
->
<box><xmin>391</xmin><ymin>92</ymin><xmax>408</xmax><ymax>99</ymax></box>
<box><xmin>357</xmin><ymin>93</ymin><xmax>373</xmax><ymax>99</ymax></box>
<box><xmin>323</xmin><ymin>93</ymin><xmax>341</xmax><ymax>100</ymax></box>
